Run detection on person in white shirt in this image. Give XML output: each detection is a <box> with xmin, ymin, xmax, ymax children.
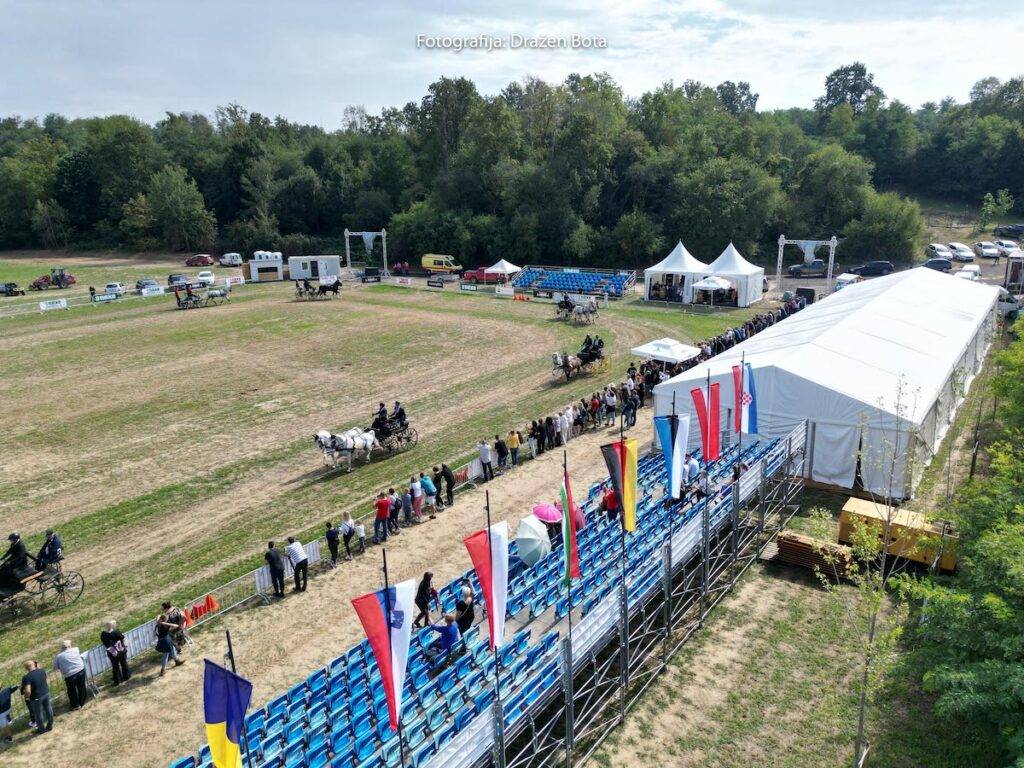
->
<box><xmin>53</xmin><ymin>639</ymin><xmax>88</xmax><ymax>710</ymax></box>
<box><xmin>410</xmin><ymin>475</ymin><xmax>424</xmax><ymax>520</ymax></box>
<box><xmin>478</xmin><ymin>440</ymin><xmax>494</xmax><ymax>481</ymax></box>
<box><xmin>563</xmin><ymin>406</ymin><xmax>574</xmax><ymax>441</ymax></box>
<box><xmin>285</xmin><ymin>537</ymin><xmax>308</xmax><ymax>592</ymax></box>
<box><xmin>603</xmin><ymin>387</ymin><xmax>618</xmax><ymax>426</ymax></box>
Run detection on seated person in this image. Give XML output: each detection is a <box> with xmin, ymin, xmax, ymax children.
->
<box><xmin>371</xmin><ymin>412</ymin><xmax>389</xmax><ymax>436</ymax></box>
<box><xmin>0</xmin><ymin>533</ymin><xmax>34</xmax><ymax>598</ymax></box>
<box><xmin>35</xmin><ymin>530</ymin><xmax>62</xmax><ymax>571</ymax></box>
<box><xmin>424</xmin><ymin>613</ymin><xmax>461</xmax><ymax>663</ymax></box>
<box><xmin>390</xmin><ymin>401</ymin><xmax>407</xmax><ymax>428</ymax></box>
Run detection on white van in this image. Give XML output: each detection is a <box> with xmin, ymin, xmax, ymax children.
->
<box><xmin>956</xmin><ymin>265</ymin><xmax>981</xmax><ymax>281</ymax></box>
<box><xmin>219</xmin><ymin>252</ymin><xmax>242</xmax><ymax>267</ymax></box>
<box><xmin>998</xmin><ymin>287</ymin><xmax>1021</xmax><ymax>319</ymax></box>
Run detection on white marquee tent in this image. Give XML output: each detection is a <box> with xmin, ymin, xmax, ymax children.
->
<box><xmin>630</xmin><ymin>338</ymin><xmax>701</xmax><ymax>365</ymax></box>
<box><xmin>653</xmin><ymin>269</ymin><xmax>998</xmax><ymax>498</ymax></box>
<box><xmin>485</xmin><ymin>258</ymin><xmax>521</xmax><ymax>276</ymax></box>
<box><xmin>643</xmin><ymin>242</ymin><xmax>709</xmax><ymax>302</ymax></box>
<box><xmin>707</xmin><ymin>243</ymin><xmax>765</xmax><ymax>307</ymax></box>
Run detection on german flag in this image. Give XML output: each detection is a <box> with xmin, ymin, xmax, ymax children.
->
<box><xmin>601</xmin><ymin>438</ymin><xmax>638</xmax><ymax>531</ymax></box>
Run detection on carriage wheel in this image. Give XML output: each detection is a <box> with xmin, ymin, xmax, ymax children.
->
<box><xmin>404</xmin><ymin>427</ymin><xmax>418</xmax><ymax>449</ymax></box>
<box><xmin>41</xmin><ymin>571</ymin><xmax>85</xmax><ymax>609</ymax></box>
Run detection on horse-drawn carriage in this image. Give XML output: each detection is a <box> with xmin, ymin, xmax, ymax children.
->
<box><xmin>0</xmin><ymin>561</ymin><xmax>85</xmax><ymax>622</ymax></box>
<box><xmin>551</xmin><ymin>336</ymin><xmax>609</xmax><ymax>380</ymax></box>
<box><xmin>174</xmin><ymin>284</ymin><xmax>231</xmax><ymax>310</ymax></box>
<box><xmin>294</xmin><ymin>278</ymin><xmax>340</xmax><ymax>301</ymax></box>
<box><xmin>554</xmin><ymin>295</ymin><xmax>599</xmax><ymax>324</ymax></box>
<box><xmin>313</xmin><ymin>416</ymin><xmax>418</xmax><ymax>472</ymax></box>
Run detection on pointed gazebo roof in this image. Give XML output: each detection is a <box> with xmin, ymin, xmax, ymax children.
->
<box><xmin>709</xmin><ymin>242</ymin><xmax>761</xmax><ymax>275</ymax></box>
<box><xmin>646</xmin><ymin>242</ymin><xmax>709</xmax><ymax>275</ymax></box>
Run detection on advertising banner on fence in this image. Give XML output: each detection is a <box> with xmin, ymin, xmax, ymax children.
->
<box><xmin>141</xmin><ymin>286</ymin><xmax>165</xmax><ymax>297</ymax></box>
<box><xmin>494</xmin><ymin>286</ymin><xmax>515</xmax><ymax>298</ymax></box>
<box><xmin>393</xmin><ymin>277</ymin><xmax>413</xmax><ymax>287</ymax></box>
<box><xmin>459</xmin><ymin>282</ymin><xmax>478</xmax><ymax>292</ymax></box>
<box><xmin>39</xmin><ymin>298</ymin><xmax>67</xmax><ymax>312</ymax></box>
<box><xmin>426</xmin><ymin>278</ymin><xmax>445</xmax><ymax>289</ymax></box>
<box><xmin>92</xmin><ymin>293</ymin><xmax>119</xmax><ymax>303</ymax></box>
<box><xmin>224</xmin><ymin>275</ymin><xmax>246</xmax><ymax>287</ymax></box>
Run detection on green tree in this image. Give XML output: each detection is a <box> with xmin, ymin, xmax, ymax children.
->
<box><xmin>793</xmin><ymin>144</ymin><xmax>873</xmax><ymax>234</ymax></box>
<box><xmin>979</xmin><ymin>189</ymin><xmax>1014</xmax><ymax>228</ymax></box>
<box><xmin>30</xmin><ymin>200</ymin><xmax>71</xmax><ymax>248</ymax></box>
<box><xmin>612</xmin><ymin>210</ymin><xmax>664</xmax><ymax>268</ymax></box>
<box><xmin>840</xmin><ymin>191</ymin><xmax>923</xmax><ymax>264</ymax></box>
<box><xmin>119</xmin><ymin>193</ymin><xmax>158</xmax><ymax>249</ymax></box>
<box><xmin>815</xmin><ymin>62</ymin><xmax>886</xmax><ymax>114</ymax></box>
<box><xmin>147</xmin><ymin>165</ymin><xmax>216</xmax><ymax>251</ymax></box>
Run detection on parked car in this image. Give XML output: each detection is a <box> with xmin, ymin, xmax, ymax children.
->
<box><xmin>0</xmin><ymin>281</ymin><xmax>26</xmax><ymax>296</ymax></box>
<box><xmin>994</xmin><ymin>223</ymin><xmax>1024</xmax><ymax>237</ymax></box>
<box><xmin>925</xmin><ymin>243</ymin><xmax>954</xmax><ymax>260</ymax></box>
<box><xmin>788</xmin><ymin>259</ymin><xmax>829</xmax><ymax>277</ymax></box>
<box><xmin>946</xmin><ymin>243</ymin><xmax>974</xmax><ymax>262</ymax></box>
<box><xmin>998</xmin><ymin>288</ymin><xmax>1022</xmax><ymax>320</ymax></box>
<box><xmin>218</xmin><ymin>252</ymin><xmax>242</xmax><ymax>267</ymax></box>
<box><xmin>196</xmin><ymin>270</ymin><xmax>216</xmax><ymax>286</ymax></box>
<box><xmin>848</xmin><ymin>261</ymin><xmax>894</xmax><ymax>277</ymax></box>
<box><xmin>136</xmin><ymin>278</ymin><xmax>160</xmax><ymax>292</ymax></box>
<box><xmin>104</xmin><ymin>282</ymin><xmax>125</xmax><ymax>297</ymax></box>
<box><xmin>186</xmin><ymin>254</ymin><xmax>215</xmax><ymax>267</ymax></box>
<box><xmin>460</xmin><ymin>267</ymin><xmax>506</xmax><ymax>284</ymax></box>
<box><xmin>168</xmin><ymin>273</ymin><xmax>189</xmax><ymax>286</ymax></box>
<box><xmin>994</xmin><ymin>239</ymin><xmax>1019</xmax><ymax>257</ymax></box>
<box><xmin>833</xmin><ymin>273</ymin><xmax>863</xmax><ymax>291</ymax></box>
<box><xmin>921</xmin><ymin>258</ymin><xmax>953</xmax><ymax>273</ymax></box>
<box><xmin>956</xmin><ymin>265</ymin><xmax>982</xmax><ymax>281</ymax></box>
<box><xmin>974</xmin><ymin>241</ymin><xmax>1000</xmax><ymax>259</ymax></box>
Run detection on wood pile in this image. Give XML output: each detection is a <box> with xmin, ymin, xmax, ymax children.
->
<box><xmin>776</xmin><ymin>530</ymin><xmax>853</xmax><ymax>579</ymax></box>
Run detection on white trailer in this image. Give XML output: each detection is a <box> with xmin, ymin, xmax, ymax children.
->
<box><xmin>287</xmin><ymin>255</ymin><xmax>342</xmax><ymax>281</ymax></box>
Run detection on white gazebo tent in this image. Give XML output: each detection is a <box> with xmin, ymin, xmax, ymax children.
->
<box><xmin>485</xmin><ymin>258</ymin><xmax>521</xmax><ymax>277</ymax></box>
<box><xmin>707</xmin><ymin>242</ymin><xmax>765</xmax><ymax>307</ymax></box>
<box><xmin>690</xmin><ymin>275</ymin><xmax>734</xmax><ymax>308</ymax></box>
<box><xmin>643</xmin><ymin>242</ymin><xmax>709</xmax><ymax>302</ymax></box>
<box><xmin>652</xmin><ymin>269</ymin><xmax>998</xmax><ymax>499</ymax></box>
<box><xmin>630</xmin><ymin>338</ymin><xmax>701</xmax><ymax>365</ymax></box>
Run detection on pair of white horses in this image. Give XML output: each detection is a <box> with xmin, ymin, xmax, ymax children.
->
<box><xmin>314</xmin><ymin>428</ymin><xmax>380</xmax><ymax>471</ymax></box>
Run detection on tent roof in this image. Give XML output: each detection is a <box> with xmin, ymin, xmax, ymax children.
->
<box><xmin>653</xmin><ymin>268</ymin><xmax>998</xmax><ymax>424</ymax></box>
<box><xmin>630</xmin><ymin>337</ymin><xmax>701</xmax><ymax>365</ymax></box>
<box><xmin>709</xmin><ymin>242</ymin><xmax>762</xmax><ymax>276</ymax></box>
<box><xmin>645</xmin><ymin>242</ymin><xmax>709</xmax><ymax>276</ymax></box>
<box><xmin>692</xmin><ymin>275</ymin><xmax>733</xmax><ymax>291</ymax></box>
<box><xmin>485</xmin><ymin>258</ymin><xmax>521</xmax><ymax>274</ymax></box>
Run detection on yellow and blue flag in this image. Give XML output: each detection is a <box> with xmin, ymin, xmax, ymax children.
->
<box><xmin>203</xmin><ymin>659</ymin><xmax>253</xmax><ymax>768</ymax></box>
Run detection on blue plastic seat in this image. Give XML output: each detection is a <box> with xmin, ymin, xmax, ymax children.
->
<box><xmin>260</xmin><ymin>736</ymin><xmax>283</xmax><ymax>764</ymax></box>
<box><xmin>412</xmin><ymin>742</ymin><xmax>436</xmax><ymax>768</ymax></box>
<box><xmin>283</xmin><ymin>742</ymin><xmax>305</xmax><ymax>768</ymax></box>
<box><xmin>353</xmin><ymin>734</ymin><xmax>376</xmax><ymax>763</ymax></box>
<box><xmin>169</xmin><ymin>758</ymin><xmax>196</xmax><ymax>768</ymax></box>
<box><xmin>307</xmin><ymin>747</ymin><xmax>330</xmax><ymax>768</ymax></box>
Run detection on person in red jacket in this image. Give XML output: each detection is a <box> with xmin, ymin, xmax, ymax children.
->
<box><xmin>373</xmin><ymin>492</ymin><xmax>391</xmax><ymax>544</ymax></box>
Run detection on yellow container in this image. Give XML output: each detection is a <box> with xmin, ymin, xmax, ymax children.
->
<box><xmin>838</xmin><ymin>497</ymin><xmax>958</xmax><ymax>572</ymax></box>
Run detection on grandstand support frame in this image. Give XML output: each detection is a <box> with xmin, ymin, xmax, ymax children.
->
<box><xmin>443</xmin><ymin>422</ymin><xmax>807</xmax><ymax>768</ymax></box>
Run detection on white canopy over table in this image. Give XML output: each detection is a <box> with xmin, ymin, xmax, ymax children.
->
<box><xmin>630</xmin><ymin>337</ymin><xmax>701</xmax><ymax>365</ymax></box>
<box><xmin>485</xmin><ymin>259</ymin><xmax>522</xmax><ymax>275</ymax></box>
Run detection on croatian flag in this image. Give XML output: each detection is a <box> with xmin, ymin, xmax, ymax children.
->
<box><xmin>731</xmin><ymin>363</ymin><xmax>758</xmax><ymax>434</ymax></box>
<box><xmin>463</xmin><ymin>521</ymin><xmax>509</xmax><ymax>650</ymax></box>
<box><xmin>351</xmin><ymin>579</ymin><xmax>415</xmax><ymax>731</ymax></box>
<box><xmin>690</xmin><ymin>383</ymin><xmax>721</xmax><ymax>461</ymax></box>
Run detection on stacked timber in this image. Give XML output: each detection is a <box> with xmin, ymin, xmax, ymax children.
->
<box><xmin>776</xmin><ymin>530</ymin><xmax>853</xmax><ymax>579</ymax></box>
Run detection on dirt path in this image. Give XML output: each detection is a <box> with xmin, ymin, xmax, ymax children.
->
<box><xmin>3</xmin><ymin>416</ymin><xmax>655</xmax><ymax>768</ymax></box>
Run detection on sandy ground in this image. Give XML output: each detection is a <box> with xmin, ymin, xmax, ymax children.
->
<box><xmin>3</xmin><ymin>415</ymin><xmax>655</xmax><ymax>768</ymax></box>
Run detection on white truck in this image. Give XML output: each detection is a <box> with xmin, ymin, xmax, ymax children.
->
<box><xmin>218</xmin><ymin>252</ymin><xmax>243</xmax><ymax>267</ymax></box>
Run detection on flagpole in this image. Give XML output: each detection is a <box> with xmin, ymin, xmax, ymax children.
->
<box><xmin>669</xmin><ymin>392</ymin><xmax>677</xmax><ymax>541</ymax></box>
<box><xmin>738</xmin><ymin>352</ymin><xmax>744</xmax><ymax>458</ymax></box>
<box><xmin>225</xmin><ymin>630</ymin><xmax>253</xmax><ymax>768</ymax></box>
<box><xmin>484</xmin><ymin>490</ymin><xmax>503</xmax><ymax>701</ymax></box>
<box><xmin>564</xmin><ymin>450</ymin><xmax>573</xmax><ymax>643</ymax></box>
<box><xmin>382</xmin><ymin>550</ymin><xmax>406</xmax><ymax>768</ymax></box>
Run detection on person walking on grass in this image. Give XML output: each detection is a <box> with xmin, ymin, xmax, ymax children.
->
<box><xmin>373</xmin><ymin>492</ymin><xmax>390</xmax><ymax>543</ymax></box>
<box><xmin>478</xmin><ymin>440</ymin><xmax>494</xmax><ymax>481</ymax></box>
<box><xmin>507</xmin><ymin>429</ymin><xmax>521</xmax><ymax>467</ymax></box>
<box><xmin>419</xmin><ymin>472</ymin><xmax>438</xmax><ymax>519</ymax></box>
<box><xmin>286</xmin><ymin>537</ymin><xmax>308</xmax><ymax>592</ymax></box>
<box><xmin>264</xmin><ymin>541</ymin><xmax>286</xmax><ymax>598</ymax></box>
<box><xmin>53</xmin><ymin>639</ymin><xmax>88</xmax><ymax>710</ymax></box>
<box><xmin>325</xmin><ymin>521</ymin><xmax>341</xmax><ymax>566</ymax></box>
<box><xmin>100</xmin><ymin>620</ymin><xmax>131</xmax><ymax>686</ymax></box>
<box><xmin>155</xmin><ymin>605</ymin><xmax>186</xmax><ymax>677</ymax></box>
<box><xmin>21</xmin><ymin>660</ymin><xmax>52</xmax><ymax>734</ymax></box>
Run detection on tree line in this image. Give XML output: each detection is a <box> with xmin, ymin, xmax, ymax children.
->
<box><xmin>1</xmin><ymin>63</ymin><xmax>1021</xmax><ymax>268</ymax></box>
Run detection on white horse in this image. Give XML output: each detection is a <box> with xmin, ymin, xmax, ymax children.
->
<box><xmin>572</xmin><ymin>302</ymin><xmax>598</xmax><ymax>324</ymax></box>
<box><xmin>315</xmin><ymin>427</ymin><xmax>380</xmax><ymax>471</ymax></box>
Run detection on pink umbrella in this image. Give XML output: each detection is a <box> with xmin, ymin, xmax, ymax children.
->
<box><xmin>532</xmin><ymin>503</ymin><xmax>561</xmax><ymax>524</ymax></box>
<box><xmin>553</xmin><ymin>501</ymin><xmax>586</xmax><ymax>530</ymax></box>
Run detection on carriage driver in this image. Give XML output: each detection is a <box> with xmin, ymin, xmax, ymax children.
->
<box><xmin>391</xmin><ymin>401</ymin><xmax>407</xmax><ymax>428</ymax></box>
<box><xmin>36</xmin><ymin>529</ymin><xmax>63</xmax><ymax>571</ymax></box>
<box><xmin>303</xmin><ymin>278</ymin><xmax>314</xmax><ymax>293</ymax></box>
<box><xmin>0</xmin><ymin>534</ymin><xmax>33</xmax><ymax>598</ymax></box>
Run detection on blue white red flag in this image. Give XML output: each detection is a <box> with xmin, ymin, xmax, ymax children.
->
<box><xmin>731</xmin><ymin>362</ymin><xmax>758</xmax><ymax>435</ymax></box>
<box><xmin>351</xmin><ymin>579</ymin><xmax>415</xmax><ymax>731</ymax></box>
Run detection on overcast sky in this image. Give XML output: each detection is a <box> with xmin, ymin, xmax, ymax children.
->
<box><xmin>3</xmin><ymin>0</ymin><xmax>1023</xmax><ymax>126</ymax></box>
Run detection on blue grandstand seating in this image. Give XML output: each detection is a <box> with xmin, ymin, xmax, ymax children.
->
<box><xmin>511</xmin><ymin>266</ymin><xmax>634</xmax><ymax>297</ymax></box>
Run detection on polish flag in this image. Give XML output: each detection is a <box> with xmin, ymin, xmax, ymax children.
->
<box><xmin>463</xmin><ymin>521</ymin><xmax>509</xmax><ymax>650</ymax></box>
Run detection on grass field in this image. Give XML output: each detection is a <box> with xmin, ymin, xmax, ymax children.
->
<box><xmin>0</xmin><ymin>253</ymin><xmax>760</xmax><ymax>713</ymax></box>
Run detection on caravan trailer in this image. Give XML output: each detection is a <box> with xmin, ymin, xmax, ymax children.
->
<box><xmin>288</xmin><ymin>255</ymin><xmax>342</xmax><ymax>281</ymax></box>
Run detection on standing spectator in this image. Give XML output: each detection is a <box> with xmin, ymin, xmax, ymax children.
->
<box><xmin>20</xmin><ymin>661</ymin><xmax>52</xmax><ymax>734</ymax></box>
<box><xmin>413</xmin><ymin>572</ymin><xmax>436</xmax><ymax>629</ymax></box>
<box><xmin>373</xmin><ymin>492</ymin><xmax>390</xmax><ymax>544</ymax></box>
<box><xmin>544</xmin><ymin>417</ymin><xmax>557</xmax><ymax>451</ymax></box>
<box><xmin>478</xmin><ymin>440</ymin><xmax>494</xmax><ymax>481</ymax></box>
<box><xmin>431</xmin><ymin>466</ymin><xmax>446</xmax><ymax>511</ymax></box>
<box><xmin>166</xmin><ymin>603</ymin><xmax>189</xmax><ymax>650</ymax></box>
<box><xmin>410</xmin><ymin>475</ymin><xmax>424</xmax><ymax>520</ymax></box>
<box><xmin>507</xmin><ymin>429</ymin><xmax>521</xmax><ymax>467</ymax></box>
<box><xmin>440</xmin><ymin>463</ymin><xmax>456</xmax><ymax>507</ymax></box>
<box><xmin>600</xmin><ymin>486</ymin><xmax>621</xmax><ymax>523</ymax></box>
<box><xmin>528</xmin><ymin>421</ymin><xmax>541</xmax><ymax>457</ymax></box>
<box><xmin>325</xmin><ymin>521</ymin><xmax>341</xmax><ymax>566</ymax></box>
<box><xmin>494</xmin><ymin>434</ymin><xmax>509</xmax><ymax>470</ymax></box>
<box><xmin>264</xmin><ymin>541</ymin><xmax>286</xmax><ymax>598</ymax></box>
<box><xmin>340</xmin><ymin>513</ymin><xmax>357</xmax><ymax>560</ymax></box>
<box><xmin>561</xmin><ymin>407</ymin><xmax>573</xmax><ymax>444</ymax></box>
<box><xmin>0</xmin><ymin>681</ymin><xmax>17</xmax><ymax>742</ymax></box>
<box><xmin>387</xmin><ymin>488</ymin><xmax>402</xmax><ymax>534</ymax></box>
<box><xmin>603</xmin><ymin>387</ymin><xmax>618</xmax><ymax>426</ymax></box>
<box><xmin>100</xmin><ymin>620</ymin><xmax>131</xmax><ymax>686</ymax></box>
<box><xmin>454</xmin><ymin>586</ymin><xmax>475</xmax><ymax>635</ymax></box>
<box><xmin>53</xmin><ymin>639</ymin><xmax>88</xmax><ymax>710</ymax></box>
<box><xmin>154</xmin><ymin>606</ymin><xmax>185</xmax><ymax>677</ymax></box>
<box><xmin>590</xmin><ymin>393</ymin><xmax>601</xmax><ymax>427</ymax></box>
<box><xmin>401</xmin><ymin>486</ymin><xmax>414</xmax><ymax>525</ymax></box>
<box><xmin>285</xmin><ymin>537</ymin><xmax>308</xmax><ymax>593</ymax></box>
<box><xmin>419</xmin><ymin>472</ymin><xmax>438</xmax><ymax>519</ymax></box>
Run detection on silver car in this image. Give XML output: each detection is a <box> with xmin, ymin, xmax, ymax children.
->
<box><xmin>974</xmin><ymin>241</ymin><xmax>1000</xmax><ymax>259</ymax></box>
<box><xmin>994</xmin><ymin>239</ymin><xmax>1019</xmax><ymax>257</ymax></box>
<box><xmin>947</xmin><ymin>242</ymin><xmax>974</xmax><ymax>262</ymax></box>
<box><xmin>926</xmin><ymin>243</ymin><xmax>953</xmax><ymax>260</ymax></box>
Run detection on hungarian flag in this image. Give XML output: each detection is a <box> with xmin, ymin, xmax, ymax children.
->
<box><xmin>560</xmin><ymin>468</ymin><xmax>581</xmax><ymax>584</ymax></box>
<box><xmin>731</xmin><ymin>362</ymin><xmax>758</xmax><ymax>434</ymax></box>
<box><xmin>601</xmin><ymin>438</ymin><xmax>639</xmax><ymax>531</ymax></box>
<box><xmin>654</xmin><ymin>414</ymin><xmax>690</xmax><ymax>500</ymax></box>
<box><xmin>351</xmin><ymin>579</ymin><xmax>415</xmax><ymax>731</ymax></box>
<box><xmin>463</xmin><ymin>521</ymin><xmax>509</xmax><ymax>650</ymax></box>
<box><xmin>690</xmin><ymin>383</ymin><xmax>721</xmax><ymax>461</ymax></box>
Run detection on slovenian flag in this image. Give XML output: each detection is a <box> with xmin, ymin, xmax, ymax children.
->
<box><xmin>732</xmin><ymin>362</ymin><xmax>758</xmax><ymax>434</ymax></box>
<box><xmin>203</xmin><ymin>660</ymin><xmax>253</xmax><ymax>768</ymax></box>
<box><xmin>560</xmin><ymin>467</ymin><xmax>581</xmax><ymax>584</ymax></box>
<box><xmin>654</xmin><ymin>414</ymin><xmax>690</xmax><ymax>500</ymax></box>
<box><xmin>690</xmin><ymin>383</ymin><xmax>721</xmax><ymax>461</ymax></box>
<box><xmin>352</xmin><ymin>579</ymin><xmax>415</xmax><ymax>731</ymax></box>
<box><xmin>463</xmin><ymin>521</ymin><xmax>509</xmax><ymax>650</ymax></box>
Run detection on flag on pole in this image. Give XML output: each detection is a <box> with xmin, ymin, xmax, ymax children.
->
<box><xmin>654</xmin><ymin>414</ymin><xmax>691</xmax><ymax>500</ymax></box>
<box><xmin>690</xmin><ymin>383</ymin><xmax>721</xmax><ymax>461</ymax></box>
<box><xmin>463</xmin><ymin>521</ymin><xmax>509</xmax><ymax>650</ymax></box>
<box><xmin>731</xmin><ymin>362</ymin><xmax>758</xmax><ymax>434</ymax></box>
<box><xmin>560</xmin><ymin>467</ymin><xmax>581</xmax><ymax>584</ymax></box>
<box><xmin>601</xmin><ymin>438</ymin><xmax>639</xmax><ymax>531</ymax></box>
<box><xmin>203</xmin><ymin>660</ymin><xmax>253</xmax><ymax>768</ymax></box>
<box><xmin>351</xmin><ymin>579</ymin><xmax>415</xmax><ymax>731</ymax></box>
